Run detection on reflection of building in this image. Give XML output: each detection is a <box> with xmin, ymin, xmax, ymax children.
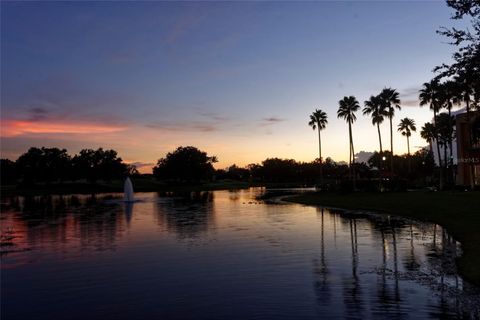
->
<box><xmin>456</xmin><ymin>110</ymin><xmax>480</xmax><ymax>187</ymax></box>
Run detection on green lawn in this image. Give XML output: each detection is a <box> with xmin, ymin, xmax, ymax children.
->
<box><xmin>286</xmin><ymin>191</ymin><xmax>480</xmax><ymax>286</ymax></box>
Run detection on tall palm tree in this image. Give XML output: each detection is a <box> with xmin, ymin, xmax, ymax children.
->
<box><xmin>436</xmin><ymin>113</ymin><xmax>455</xmax><ymax>182</ymax></box>
<box><xmin>419</xmin><ymin>79</ymin><xmax>444</xmax><ymax>188</ymax></box>
<box><xmin>441</xmin><ymin>81</ymin><xmax>458</xmax><ymax>164</ymax></box>
<box><xmin>398</xmin><ymin>118</ymin><xmax>417</xmax><ymax>173</ymax></box>
<box><xmin>363</xmin><ymin>95</ymin><xmax>386</xmax><ymax>154</ymax></box>
<box><xmin>308</xmin><ymin>109</ymin><xmax>328</xmax><ymax>185</ymax></box>
<box><xmin>380</xmin><ymin>88</ymin><xmax>401</xmax><ymax>173</ymax></box>
<box><xmin>337</xmin><ymin>96</ymin><xmax>360</xmax><ymax>188</ymax></box>
<box><xmin>455</xmin><ymin>71</ymin><xmax>476</xmax><ymax>189</ymax></box>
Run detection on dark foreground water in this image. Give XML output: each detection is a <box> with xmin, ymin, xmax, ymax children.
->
<box><xmin>1</xmin><ymin>189</ymin><xmax>479</xmax><ymax>319</ymax></box>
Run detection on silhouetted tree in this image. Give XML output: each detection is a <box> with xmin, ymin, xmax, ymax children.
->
<box><xmin>435</xmin><ymin>0</ymin><xmax>480</xmax><ymax>102</ymax></box>
<box><xmin>380</xmin><ymin>88</ymin><xmax>401</xmax><ymax>173</ymax></box>
<box><xmin>260</xmin><ymin>158</ymin><xmax>298</xmax><ymax>182</ymax></box>
<box><xmin>436</xmin><ymin>113</ymin><xmax>455</xmax><ymax>179</ymax></box>
<box><xmin>398</xmin><ymin>118</ymin><xmax>417</xmax><ymax>173</ymax></box>
<box><xmin>434</xmin><ymin>0</ymin><xmax>479</xmax><ymax>188</ymax></box>
<box><xmin>0</xmin><ymin>159</ymin><xmax>17</xmax><ymax>185</ymax></box>
<box><xmin>72</xmin><ymin>148</ymin><xmax>127</xmax><ymax>183</ymax></box>
<box><xmin>363</xmin><ymin>94</ymin><xmax>386</xmax><ymax>154</ymax></box>
<box><xmin>153</xmin><ymin>146</ymin><xmax>217</xmax><ymax>182</ymax></box>
<box><xmin>308</xmin><ymin>109</ymin><xmax>328</xmax><ymax>185</ymax></box>
<box><xmin>420</xmin><ymin>122</ymin><xmax>437</xmax><ymax>154</ymax></box>
<box><xmin>16</xmin><ymin>147</ymin><xmax>71</xmax><ymax>184</ymax></box>
<box><xmin>337</xmin><ymin>96</ymin><xmax>360</xmax><ymax>188</ymax></box>
<box><xmin>419</xmin><ymin>79</ymin><xmax>444</xmax><ymax>188</ymax></box>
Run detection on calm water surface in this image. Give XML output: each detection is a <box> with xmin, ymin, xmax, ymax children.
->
<box><xmin>1</xmin><ymin>189</ymin><xmax>479</xmax><ymax>319</ymax></box>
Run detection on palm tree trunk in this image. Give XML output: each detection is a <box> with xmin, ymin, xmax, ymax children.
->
<box><xmin>350</xmin><ymin>123</ymin><xmax>356</xmax><ymax>190</ymax></box>
<box><xmin>377</xmin><ymin>123</ymin><xmax>383</xmax><ymax>154</ymax></box>
<box><xmin>390</xmin><ymin>117</ymin><xmax>394</xmax><ymax>174</ymax></box>
<box><xmin>318</xmin><ymin>128</ymin><xmax>323</xmax><ymax>185</ymax></box>
<box><xmin>348</xmin><ymin>122</ymin><xmax>352</xmax><ymax>174</ymax></box>
<box><xmin>448</xmin><ymin>106</ymin><xmax>453</xmax><ymax>185</ymax></box>
<box><xmin>433</xmin><ymin>109</ymin><xmax>443</xmax><ymax>189</ymax></box>
<box><xmin>443</xmin><ymin>142</ymin><xmax>448</xmax><ymax>182</ymax></box>
<box><xmin>466</xmin><ymin>99</ymin><xmax>475</xmax><ymax>189</ymax></box>
<box><xmin>407</xmin><ymin>136</ymin><xmax>411</xmax><ymax>174</ymax></box>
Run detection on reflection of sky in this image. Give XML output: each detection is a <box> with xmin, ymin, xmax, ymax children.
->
<box><xmin>1</xmin><ymin>190</ymin><xmax>477</xmax><ymax>319</ymax></box>
<box><xmin>0</xmin><ymin>2</ymin><xmax>466</xmax><ymax>171</ymax></box>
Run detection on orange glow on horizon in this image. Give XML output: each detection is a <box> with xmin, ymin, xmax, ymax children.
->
<box><xmin>0</xmin><ymin>119</ymin><xmax>128</xmax><ymax>137</ymax></box>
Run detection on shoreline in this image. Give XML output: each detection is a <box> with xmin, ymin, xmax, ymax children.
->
<box><xmin>284</xmin><ymin>191</ymin><xmax>480</xmax><ymax>287</ymax></box>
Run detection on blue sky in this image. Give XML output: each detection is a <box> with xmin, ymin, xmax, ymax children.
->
<box><xmin>1</xmin><ymin>1</ymin><xmax>463</xmax><ymax>171</ymax></box>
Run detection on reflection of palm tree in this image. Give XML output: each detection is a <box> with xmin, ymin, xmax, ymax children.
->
<box><xmin>391</xmin><ymin>225</ymin><xmax>400</xmax><ymax>303</ymax></box>
<box><xmin>337</xmin><ymin>96</ymin><xmax>360</xmax><ymax>188</ymax></box>
<box><xmin>398</xmin><ymin>118</ymin><xmax>417</xmax><ymax>173</ymax></box>
<box><xmin>363</xmin><ymin>95</ymin><xmax>386</xmax><ymax>154</ymax></box>
<box><xmin>308</xmin><ymin>109</ymin><xmax>328</xmax><ymax>185</ymax></box>
<box><xmin>313</xmin><ymin>208</ymin><xmax>330</xmax><ymax>305</ymax></box>
<box><xmin>380</xmin><ymin>88</ymin><xmax>401</xmax><ymax>173</ymax></box>
<box><xmin>404</xmin><ymin>224</ymin><xmax>420</xmax><ymax>271</ymax></box>
<box><xmin>343</xmin><ymin>218</ymin><xmax>363</xmax><ymax>318</ymax></box>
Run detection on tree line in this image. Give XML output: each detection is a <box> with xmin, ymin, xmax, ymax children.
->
<box><xmin>152</xmin><ymin>145</ymin><xmax>434</xmax><ymax>190</ymax></box>
<box><xmin>1</xmin><ymin>147</ymin><xmax>137</xmax><ymax>185</ymax></box>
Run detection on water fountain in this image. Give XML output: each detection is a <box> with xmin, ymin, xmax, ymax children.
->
<box><xmin>124</xmin><ymin>177</ymin><xmax>134</xmax><ymax>202</ymax></box>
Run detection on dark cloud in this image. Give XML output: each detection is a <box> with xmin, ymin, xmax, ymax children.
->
<box><xmin>400</xmin><ymin>85</ymin><xmax>421</xmax><ymax>107</ymax></box>
<box><xmin>28</xmin><ymin>107</ymin><xmax>49</xmax><ymax>121</ymax></box>
<box><xmin>260</xmin><ymin>117</ymin><xmax>285</xmax><ymax>126</ymax></box>
<box><xmin>146</xmin><ymin>121</ymin><xmax>219</xmax><ymax>132</ymax></box>
<box><xmin>197</xmin><ymin>111</ymin><xmax>229</xmax><ymax>122</ymax></box>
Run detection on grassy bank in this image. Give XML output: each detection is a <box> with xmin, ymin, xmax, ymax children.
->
<box><xmin>286</xmin><ymin>191</ymin><xmax>480</xmax><ymax>286</ymax></box>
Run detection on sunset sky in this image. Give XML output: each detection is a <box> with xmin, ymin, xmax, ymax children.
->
<box><xmin>1</xmin><ymin>1</ymin><xmax>463</xmax><ymax>172</ymax></box>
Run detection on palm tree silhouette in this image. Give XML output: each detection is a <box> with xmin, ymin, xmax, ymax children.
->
<box><xmin>380</xmin><ymin>88</ymin><xmax>401</xmax><ymax>174</ymax></box>
<box><xmin>398</xmin><ymin>117</ymin><xmax>417</xmax><ymax>173</ymax></box>
<box><xmin>419</xmin><ymin>79</ymin><xmax>444</xmax><ymax>188</ymax></box>
<box><xmin>363</xmin><ymin>95</ymin><xmax>386</xmax><ymax>154</ymax></box>
<box><xmin>420</xmin><ymin>122</ymin><xmax>436</xmax><ymax>154</ymax></box>
<box><xmin>337</xmin><ymin>96</ymin><xmax>360</xmax><ymax>188</ymax></box>
<box><xmin>308</xmin><ymin>109</ymin><xmax>328</xmax><ymax>186</ymax></box>
<box><xmin>440</xmin><ymin>81</ymin><xmax>460</xmax><ymax>167</ymax></box>
<box><xmin>454</xmin><ymin>71</ymin><xmax>476</xmax><ymax>189</ymax></box>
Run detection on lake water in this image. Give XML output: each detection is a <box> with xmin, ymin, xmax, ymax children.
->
<box><xmin>1</xmin><ymin>189</ymin><xmax>479</xmax><ymax>319</ymax></box>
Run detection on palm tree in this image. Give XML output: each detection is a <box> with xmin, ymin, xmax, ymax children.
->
<box><xmin>380</xmin><ymin>88</ymin><xmax>401</xmax><ymax>173</ymax></box>
<box><xmin>419</xmin><ymin>79</ymin><xmax>444</xmax><ymax>188</ymax></box>
<box><xmin>308</xmin><ymin>109</ymin><xmax>328</xmax><ymax>185</ymax></box>
<box><xmin>420</xmin><ymin>122</ymin><xmax>436</xmax><ymax>154</ymax></box>
<box><xmin>441</xmin><ymin>81</ymin><xmax>458</xmax><ymax>163</ymax></box>
<box><xmin>337</xmin><ymin>96</ymin><xmax>360</xmax><ymax>188</ymax></box>
<box><xmin>398</xmin><ymin>118</ymin><xmax>417</xmax><ymax>173</ymax></box>
<box><xmin>363</xmin><ymin>95</ymin><xmax>386</xmax><ymax>154</ymax></box>
<box><xmin>455</xmin><ymin>70</ymin><xmax>476</xmax><ymax>189</ymax></box>
<box><xmin>436</xmin><ymin>113</ymin><xmax>455</xmax><ymax>182</ymax></box>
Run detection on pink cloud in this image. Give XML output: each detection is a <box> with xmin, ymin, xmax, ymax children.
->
<box><xmin>1</xmin><ymin>119</ymin><xmax>128</xmax><ymax>137</ymax></box>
